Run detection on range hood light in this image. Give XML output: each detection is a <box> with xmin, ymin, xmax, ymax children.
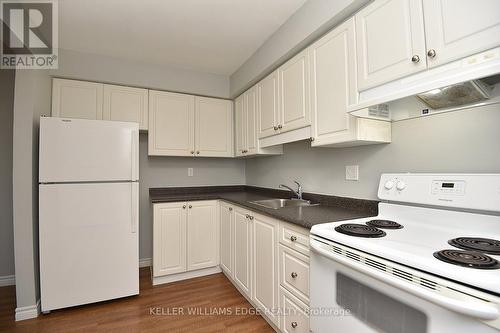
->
<box><xmin>416</xmin><ymin>80</ymin><xmax>492</xmax><ymax>110</ymax></box>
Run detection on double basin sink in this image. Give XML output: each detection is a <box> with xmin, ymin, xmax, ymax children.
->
<box><xmin>249</xmin><ymin>198</ymin><xmax>318</xmax><ymax>210</ymax></box>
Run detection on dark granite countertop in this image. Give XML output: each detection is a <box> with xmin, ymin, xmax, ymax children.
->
<box><xmin>149</xmin><ymin>185</ymin><xmax>378</xmax><ymax>229</ymax></box>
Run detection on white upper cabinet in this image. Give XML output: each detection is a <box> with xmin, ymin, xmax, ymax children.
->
<box><xmin>355</xmin><ymin>0</ymin><xmax>427</xmax><ymax>90</ymax></box>
<box><xmin>422</xmin><ymin>0</ymin><xmax>500</xmax><ymax>68</ymax></box>
<box><xmin>309</xmin><ymin>18</ymin><xmax>391</xmax><ymax>147</ymax></box>
<box><xmin>245</xmin><ymin>86</ymin><xmax>258</xmax><ymax>155</ymax></box>
<box><xmin>195</xmin><ymin>97</ymin><xmax>233</xmax><ymax>157</ymax></box>
<box><xmin>103</xmin><ymin>84</ymin><xmax>148</xmax><ymax>130</ymax></box>
<box><xmin>234</xmin><ymin>94</ymin><xmax>246</xmax><ymax>157</ymax></box>
<box><xmin>257</xmin><ymin>70</ymin><xmax>280</xmax><ymax>139</ymax></box>
<box><xmin>186</xmin><ymin>201</ymin><xmax>219</xmax><ymax>271</ymax></box>
<box><xmin>234</xmin><ymin>89</ymin><xmax>283</xmax><ymax>157</ymax></box>
<box><xmin>52</xmin><ymin>78</ymin><xmax>104</xmax><ymax>120</ymax></box>
<box><xmin>148</xmin><ymin>90</ymin><xmax>195</xmax><ymax>156</ymax></box>
<box><xmin>278</xmin><ymin>49</ymin><xmax>311</xmax><ymax>133</ymax></box>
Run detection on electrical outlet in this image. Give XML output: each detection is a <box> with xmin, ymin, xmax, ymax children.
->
<box><xmin>188</xmin><ymin>168</ymin><xmax>193</xmax><ymax>177</ymax></box>
<box><xmin>345</xmin><ymin>165</ymin><xmax>359</xmax><ymax>181</ymax></box>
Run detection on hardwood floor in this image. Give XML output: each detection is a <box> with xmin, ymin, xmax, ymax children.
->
<box><xmin>0</xmin><ymin>268</ymin><xmax>275</xmax><ymax>333</ymax></box>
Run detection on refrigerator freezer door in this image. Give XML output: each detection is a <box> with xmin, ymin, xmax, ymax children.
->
<box><xmin>39</xmin><ymin>117</ymin><xmax>139</xmax><ymax>183</ymax></box>
<box><xmin>39</xmin><ymin>182</ymin><xmax>139</xmax><ymax>311</ymax></box>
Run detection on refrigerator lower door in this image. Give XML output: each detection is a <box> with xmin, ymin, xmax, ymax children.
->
<box><xmin>39</xmin><ymin>117</ymin><xmax>139</xmax><ymax>183</ymax></box>
<box><xmin>39</xmin><ymin>182</ymin><xmax>139</xmax><ymax>311</ymax></box>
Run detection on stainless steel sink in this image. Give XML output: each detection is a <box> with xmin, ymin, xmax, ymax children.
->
<box><xmin>249</xmin><ymin>198</ymin><xmax>318</xmax><ymax>210</ymax></box>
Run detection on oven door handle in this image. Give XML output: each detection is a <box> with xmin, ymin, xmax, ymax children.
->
<box><xmin>310</xmin><ymin>238</ymin><xmax>500</xmax><ymax>321</ymax></box>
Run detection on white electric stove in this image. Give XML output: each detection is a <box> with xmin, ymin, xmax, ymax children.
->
<box><xmin>310</xmin><ymin>174</ymin><xmax>500</xmax><ymax>333</ymax></box>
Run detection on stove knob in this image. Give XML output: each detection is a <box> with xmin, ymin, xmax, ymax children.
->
<box><xmin>384</xmin><ymin>180</ymin><xmax>395</xmax><ymax>190</ymax></box>
<box><xmin>396</xmin><ymin>181</ymin><xmax>406</xmax><ymax>191</ymax></box>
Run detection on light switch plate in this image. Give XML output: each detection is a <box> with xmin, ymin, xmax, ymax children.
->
<box><xmin>188</xmin><ymin>168</ymin><xmax>193</xmax><ymax>177</ymax></box>
<box><xmin>346</xmin><ymin>165</ymin><xmax>359</xmax><ymax>181</ymax></box>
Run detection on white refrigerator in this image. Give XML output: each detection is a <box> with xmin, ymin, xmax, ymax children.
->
<box><xmin>39</xmin><ymin>117</ymin><xmax>139</xmax><ymax>312</ymax></box>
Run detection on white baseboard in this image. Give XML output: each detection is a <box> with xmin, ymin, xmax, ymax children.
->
<box><xmin>139</xmin><ymin>258</ymin><xmax>151</xmax><ymax>268</ymax></box>
<box><xmin>15</xmin><ymin>299</ymin><xmax>40</xmax><ymax>321</ymax></box>
<box><xmin>152</xmin><ymin>266</ymin><xmax>221</xmax><ymax>286</ymax></box>
<box><xmin>0</xmin><ymin>274</ymin><xmax>15</xmax><ymax>287</ymax></box>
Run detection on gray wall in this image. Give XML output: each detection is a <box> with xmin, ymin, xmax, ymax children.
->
<box><xmin>229</xmin><ymin>0</ymin><xmax>369</xmax><ymax>97</ymax></box>
<box><xmin>246</xmin><ymin>105</ymin><xmax>500</xmax><ymax>200</ymax></box>
<box><xmin>12</xmin><ymin>69</ymin><xmax>51</xmax><ymax>309</ymax></box>
<box><xmin>53</xmin><ymin>49</ymin><xmax>230</xmax><ymax>98</ymax></box>
<box><xmin>0</xmin><ymin>69</ymin><xmax>15</xmax><ymax>277</ymax></box>
<box><xmin>138</xmin><ymin>134</ymin><xmax>245</xmax><ymax>259</ymax></box>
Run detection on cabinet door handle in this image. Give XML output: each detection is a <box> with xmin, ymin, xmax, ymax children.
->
<box><xmin>427</xmin><ymin>49</ymin><xmax>436</xmax><ymax>58</ymax></box>
<box><xmin>245</xmin><ymin>214</ymin><xmax>249</xmax><ymax>219</ymax></box>
<box><xmin>291</xmin><ymin>321</ymin><xmax>298</xmax><ymax>328</ymax></box>
<box><xmin>273</xmin><ymin>125</ymin><xmax>278</xmax><ymax>131</ymax></box>
<box><xmin>248</xmin><ymin>216</ymin><xmax>254</xmax><ymax>220</ymax></box>
<box><xmin>190</xmin><ymin>151</ymin><xmax>195</xmax><ymax>155</ymax></box>
<box><xmin>229</xmin><ymin>207</ymin><xmax>233</xmax><ymax>211</ymax></box>
<box><xmin>277</xmin><ymin>124</ymin><xmax>283</xmax><ymax>129</ymax></box>
<box><xmin>189</xmin><ymin>205</ymin><xmax>192</xmax><ymax>209</ymax></box>
<box><xmin>411</xmin><ymin>55</ymin><xmax>420</xmax><ymax>63</ymax></box>
<box><xmin>196</xmin><ymin>151</ymin><xmax>200</xmax><ymax>155</ymax></box>
<box><xmin>290</xmin><ymin>235</ymin><xmax>297</xmax><ymax>242</ymax></box>
<box><xmin>310</xmin><ymin>137</ymin><xmax>315</xmax><ymax>142</ymax></box>
<box><xmin>182</xmin><ymin>205</ymin><xmax>186</xmax><ymax>209</ymax></box>
<box><xmin>291</xmin><ymin>272</ymin><xmax>298</xmax><ymax>278</ymax></box>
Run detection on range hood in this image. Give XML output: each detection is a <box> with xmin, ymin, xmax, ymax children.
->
<box><xmin>349</xmin><ymin>47</ymin><xmax>500</xmax><ymax>121</ymax></box>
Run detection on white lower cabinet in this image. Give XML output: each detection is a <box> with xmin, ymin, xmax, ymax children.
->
<box><xmin>219</xmin><ymin>202</ymin><xmax>234</xmax><ymax>276</ymax></box>
<box><xmin>252</xmin><ymin>214</ymin><xmax>280</xmax><ymax>326</ymax></box>
<box><xmin>280</xmin><ymin>286</ymin><xmax>310</xmax><ymax>333</ymax></box>
<box><xmin>152</xmin><ymin>200</ymin><xmax>219</xmax><ymax>285</ymax></box>
<box><xmin>233</xmin><ymin>207</ymin><xmax>253</xmax><ymax>297</ymax></box>
<box><xmin>220</xmin><ymin>202</ymin><xmax>310</xmax><ymax>332</ymax></box>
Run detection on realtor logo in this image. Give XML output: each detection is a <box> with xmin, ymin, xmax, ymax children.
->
<box><xmin>1</xmin><ymin>0</ymin><xmax>58</xmax><ymax>69</ymax></box>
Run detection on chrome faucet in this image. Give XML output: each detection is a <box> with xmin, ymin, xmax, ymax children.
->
<box><xmin>279</xmin><ymin>181</ymin><xmax>303</xmax><ymax>200</ymax></box>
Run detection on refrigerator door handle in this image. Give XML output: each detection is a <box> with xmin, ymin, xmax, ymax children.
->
<box><xmin>131</xmin><ymin>183</ymin><xmax>138</xmax><ymax>233</ymax></box>
<box><xmin>131</xmin><ymin>130</ymin><xmax>139</xmax><ymax>181</ymax></box>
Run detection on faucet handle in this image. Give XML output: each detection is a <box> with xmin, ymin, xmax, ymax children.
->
<box><xmin>293</xmin><ymin>180</ymin><xmax>301</xmax><ymax>188</ymax></box>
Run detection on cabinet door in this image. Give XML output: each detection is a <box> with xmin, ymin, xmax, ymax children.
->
<box><xmin>233</xmin><ymin>208</ymin><xmax>252</xmax><ymax>297</ymax></box>
<box><xmin>257</xmin><ymin>70</ymin><xmax>279</xmax><ymax>139</ymax></box>
<box><xmin>310</xmin><ymin>18</ymin><xmax>358</xmax><ymax>145</ymax></box>
<box><xmin>103</xmin><ymin>84</ymin><xmax>148</xmax><ymax>130</ymax></box>
<box><xmin>234</xmin><ymin>94</ymin><xmax>246</xmax><ymax>157</ymax></box>
<box><xmin>52</xmin><ymin>78</ymin><xmax>103</xmax><ymax>120</ymax></box>
<box><xmin>245</xmin><ymin>86</ymin><xmax>258</xmax><ymax>155</ymax></box>
<box><xmin>355</xmin><ymin>0</ymin><xmax>427</xmax><ymax>90</ymax></box>
<box><xmin>252</xmin><ymin>215</ymin><xmax>279</xmax><ymax>326</ymax></box>
<box><xmin>219</xmin><ymin>202</ymin><xmax>233</xmax><ymax>277</ymax></box>
<box><xmin>153</xmin><ymin>202</ymin><xmax>187</xmax><ymax>277</ymax></box>
<box><xmin>187</xmin><ymin>201</ymin><xmax>219</xmax><ymax>271</ymax></box>
<box><xmin>148</xmin><ymin>90</ymin><xmax>195</xmax><ymax>156</ymax></box>
<box><xmin>278</xmin><ymin>49</ymin><xmax>310</xmax><ymax>133</ymax></box>
<box><xmin>195</xmin><ymin>97</ymin><xmax>233</xmax><ymax>157</ymax></box>
<box><xmin>423</xmin><ymin>0</ymin><xmax>500</xmax><ymax>68</ymax></box>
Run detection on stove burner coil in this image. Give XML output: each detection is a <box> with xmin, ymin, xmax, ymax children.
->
<box><xmin>448</xmin><ymin>237</ymin><xmax>500</xmax><ymax>255</ymax></box>
<box><xmin>433</xmin><ymin>249</ymin><xmax>500</xmax><ymax>269</ymax></box>
<box><xmin>366</xmin><ymin>219</ymin><xmax>403</xmax><ymax>229</ymax></box>
<box><xmin>334</xmin><ymin>223</ymin><xmax>386</xmax><ymax>238</ymax></box>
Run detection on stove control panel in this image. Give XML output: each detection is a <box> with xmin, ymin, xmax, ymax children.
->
<box><xmin>431</xmin><ymin>180</ymin><xmax>466</xmax><ymax>196</ymax></box>
<box><xmin>378</xmin><ymin>173</ymin><xmax>500</xmax><ymax>212</ymax></box>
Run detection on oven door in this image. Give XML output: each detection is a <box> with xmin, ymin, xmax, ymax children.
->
<box><xmin>310</xmin><ymin>237</ymin><xmax>500</xmax><ymax>333</ymax></box>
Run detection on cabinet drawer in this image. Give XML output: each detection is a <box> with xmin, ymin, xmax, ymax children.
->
<box><xmin>279</xmin><ymin>245</ymin><xmax>309</xmax><ymax>304</ymax></box>
<box><xmin>279</xmin><ymin>222</ymin><xmax>309</xmax><ymax>256</ymax></box>
<box><xmin>280</xmin><ymin>286</ymin><xmax>309</xmax><ymax>333</ymax></box>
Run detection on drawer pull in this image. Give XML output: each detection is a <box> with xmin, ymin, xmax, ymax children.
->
<box><xmin>291</xmin><ymin>272</ymin><xmax>298</xmax><ymax>278</ymax></box>
<box><xmin>290</xmin><ymin>235</ymin><xmax>297</xmax><ymax>242</ymax></box>
<box><xmin>291</xmin><ymin>321</ymin><xmax>298</xmax><ymax>328</ymax></box>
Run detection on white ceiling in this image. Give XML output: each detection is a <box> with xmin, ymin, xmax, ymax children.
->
<box><xmin>58</xmin><ymin>0</ymin><xmax>307</xmax><ymax>75</ymax></box>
